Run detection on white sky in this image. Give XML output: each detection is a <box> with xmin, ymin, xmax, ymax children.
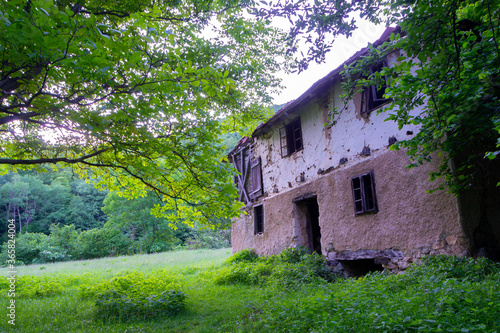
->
<box><xmin>271</xmin><ymin>21</ymin><xmax>388</xmax><ymax>105</ymax></box>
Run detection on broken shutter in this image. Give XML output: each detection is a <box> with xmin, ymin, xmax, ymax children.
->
<box><xmin>250</xmin><ymin>157</ymin><xmax>263</xmax><ymax>200</ymax></box>
<box><xmin>279</xmin><ymin>126</ymin><xmax>288</xmax><ymax>157</ymax></box>
<box><xmin>232</xmin><ymin>147</ymin><xmax>251</xmax><ymax>204</ymax></box>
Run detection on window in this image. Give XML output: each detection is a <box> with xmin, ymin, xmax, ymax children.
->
<box><xmin>361</xmin><ymin>61</ymin><xmax>391</xmax><ymax>114</ymax></box>
<box><xmin>279</xmin><ymin>117</ymin><xmax>303</xmax><ymax>157</ymax></box>
<box><xmin>254</xmin><ymin>205</ymin><xmax>264</xmax><ymax>234</ymax></box>
<box><xmin>351</xmin><ymin>170</ymin><xmax>378</xmax><ymax>215</ymax></box>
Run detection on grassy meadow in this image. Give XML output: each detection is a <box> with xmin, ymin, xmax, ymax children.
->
<box><xmin>0</xmin><ymin>248</ymin><xmax>499</xmax><ymax>332</ymax></box>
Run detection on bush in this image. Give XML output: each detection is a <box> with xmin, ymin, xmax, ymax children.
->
<box><xmin>0</xmin><ymin>232</ymin><xmax>50</xmax><ymax>265</ymax></box>
<box><xmin>79</xmin><ymin>269</ymin><xmax>185</xmax><ymax>322</ymax></box>
<box><xmin>0</xmin><ymin>275</ymin><xmax>64</xmax><ymax>298</ymax></box>
<box><xmin>49</xmin><ymin>224</ymin><xmax>79</xmax><ymax>257</ymax></box>
<box><xmin>224</xmin><ymin>248</ymin><xmax>259</xmax><ymax>265</ymax></box>
<box><xmin>94</xmin><ymin>289</ymin><xmax>186</xmax><ymax>322</ymax></box>
<box><xmin>76</xmin><ymin>226</ymin><xmax>132</xmax><ymax>259</ymax></box>
<box><xmin>79</xmin><ymin>270</ymin><xmax>181</xmax><ymax>299</ymax></box>
<box><xmin>236</xmin><ymin>255</ymin><xmax>500</xmax><ymax>332</ymax></box>
<box><xmin>405</xmin><ymin>255</ymin><xmax>500</xmax><ymax>282</ymax></box>
<box><xmin>214</xmin><ymin>247</ymin><xmax>335</xmax><ymax>288</ymax></box>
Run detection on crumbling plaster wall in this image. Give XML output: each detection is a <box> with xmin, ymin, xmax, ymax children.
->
<box><xmin>253</xmin><ymin>52</ymin><xmax>422</xmax><ymax>198</ymax></box>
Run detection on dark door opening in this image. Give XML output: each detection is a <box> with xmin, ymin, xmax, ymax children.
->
<box><xmin>295</xmin><ymin>196</ymin><xmax>321</xmax><ymax>255</ymax></box>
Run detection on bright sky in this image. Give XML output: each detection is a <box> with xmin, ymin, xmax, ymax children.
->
<box><xmin>271</xmin><ymin>21</ymin><xmax>388</xmax><ymax>105</ymax></box>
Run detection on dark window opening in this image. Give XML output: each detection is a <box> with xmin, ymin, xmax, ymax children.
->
<box><xmin>340</xmin><ymin>259</ymin><xmax>384</xmax><ymax>277</ymax></box>
<box><xmin>351</xmin><ymin>170</ymin><xmax>378</xmax><ymax>215</ymax></box>
<box><xmin>254</xmin><ymin>205</ymin><xmax>264</xmax><ymax>234</ymax></box>
<box><xmin>279</xmin><ymin>117</ymin><xmax>303</xmax><ymax>157</ymax></box>
<box><xmin>361</xmin><ymin>61</ymin><xmax>391</xmax><ymax>114</ymax></box>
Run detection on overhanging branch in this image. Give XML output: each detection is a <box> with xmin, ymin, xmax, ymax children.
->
<box><xmin>0</xmin><ymin>149</ymin><xmax>109</xmax><ymax>165</ymax></box>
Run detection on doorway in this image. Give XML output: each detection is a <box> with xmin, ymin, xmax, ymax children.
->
<box><xmin>294</xmin><ymin>196</ymin><xmax>321</xmax><ymax>255</ymax></box>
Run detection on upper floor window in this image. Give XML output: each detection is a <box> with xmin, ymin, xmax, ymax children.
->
<box><xmin>279</xmin><ymin>117</ymin><xmax>303</xmax><ymax>157</ymax></box>
<box><xmin>351</xmin><ymin>170</ymin><xmax>378</xmax><ymax>215</ymax></box>
<box><xmin>361</xmin><ymin>61</ymin><xmax>391</xmax><ymax>114</ymax></box>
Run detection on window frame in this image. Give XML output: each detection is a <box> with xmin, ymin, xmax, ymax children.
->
<box><xmin>253</xmin><ymin>204</ymin><xmax>264</xmax><ymax>234</ymax></box>
<box><xmin>360</xmin><ymin>61</ymin><xmax>391</xmax><ymax>114</ymax></box>
<box><xmin>279</xmin><ymin>117</ymin><xmax>303</xmax><ymax>157</ymax></box>
<box><xmin>351</xmin><ymin>170</ymin><xmax>378</xmax><ymax>215</ymax></box>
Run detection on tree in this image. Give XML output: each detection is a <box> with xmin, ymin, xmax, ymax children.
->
<box><xmin>337</xmin><ymin>0</ymin><xmax>500</xmax><ymax>195</ymax></box>
<box><xmin>1</xmin><ymin>0</ymin><xmax>290</xmax><ymax>225</ymax></box>
<box><xmin>102</xmin><ymin>191</ymin><xmax>184</xmax><ymax>253</ymax></box>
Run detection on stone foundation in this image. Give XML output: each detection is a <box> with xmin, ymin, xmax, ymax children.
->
<box><xmin>326</xmin><ymin>235</ymin><xmax>468</xmax><ymax>276</ymax></box>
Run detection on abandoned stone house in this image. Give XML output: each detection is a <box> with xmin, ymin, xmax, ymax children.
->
<box><xmin>228</xmin><ymin>27</ymin><xmax>500</xmax><ymax>275</ymax></box>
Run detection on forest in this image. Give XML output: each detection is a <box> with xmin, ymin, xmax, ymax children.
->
<box><xmin>0</xmin><ymin>166</ymin><xmax>233</xmax><ymax>264</ymax></box>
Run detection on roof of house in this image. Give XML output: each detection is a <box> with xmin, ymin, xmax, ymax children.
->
<box><xmin>251</xmin><ymin>26</ymin><xmax>401</xmax><ymax>137</ymax></box>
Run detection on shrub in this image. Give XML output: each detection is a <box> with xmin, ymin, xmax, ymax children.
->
<box><xmin>405</xmin><ymin>255</ymin><xmax>500</xmax><ymax>282</ymax></box>
<box><xmin>224</xmin><ymin>248</ymin><xmax>259</xmax><ymax>265</ymax></box>
<box><xmin>78</xmin><ymin>269</ymin><xmax>186</xmax><ymax>322</ymax></box>
<box><xmin>79</xmin><ymin>270</ymin><xmax>181</xmax><ymax>299</ymax></box>
<box><xmin>214</xmin><ymin>247</ymin><xmax>335</xmax><ymax>288</ymax></box>
<box><xmin>75</xmin><ymin>226</ymin><xmax>132</xmax><ymax>259</ymax></box>
<box><xmin>0</xmin><ymin>275</ymin><xmax>64</xmax><ymax>298</ymax></box>
<box><xmin>0</xmin><ymin>232</ymin><xmax>50</xmax><ymax>265</ymax></box>
<box><xmin>48</xmin><ymin>224</ymin><xmax>79</xmax><ymax>257</ymax></box>
<box><xmin>94</xmin><ymin>289</ymin><xmax>186</xmax><ymax>322</ymax></box>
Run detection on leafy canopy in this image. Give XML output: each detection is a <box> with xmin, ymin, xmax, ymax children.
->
<box><xmin>0</xmin><ymin>0</ymin><xmax>291</xmax><ymax>225</ymax></box>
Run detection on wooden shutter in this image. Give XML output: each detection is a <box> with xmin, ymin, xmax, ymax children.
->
<box><xmin>291</xmin><ymin>117</ymin><xmax>303</xmax><ymax>151</ymax></box>
<box><xmin>250</xmin><ymin>157</ymin><xmax>263</xmax><ymax>200</ymax></box>
<box><xmin>232</xmin><ymin>148</ymin><xmax>251</xmax><ymax>204</ymax></box>
<box><xmin>279</xmin><ymin>126</ymin><xmax>288</xmax><ymax>157</ymax></box>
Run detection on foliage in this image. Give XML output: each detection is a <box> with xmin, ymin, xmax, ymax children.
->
<box><xmin>0</xmin><ymin>168</ymin><xmax>108</xmax><ymax>239</ymax></box>
<box><xmin>0</xmin><ymin>275</ymin><xmax>64</xmax><ymax>298</ymax></box>
<box><xmin>0</xmin><ymin>0</ymin><xmax>290</xmax><ymax>227</ymax></box>
<box><xmin>333</xmin><ymin>0</ymin><xmax>500</xmax><ymax>193</ymax></box>
<box><xmin>237</xmin><ymin>255</ymin><xmax>500</xmax><ymax>332</ymax></box>
<box><xmin>213</xmin><ymin>247</ymin><xmax>336</xmax><ymax>288</ymax></box>
<box><xmin>0</xmin><ymin>231</ymin><xmax>50</xmax><ymax>264</ymax></box>
<box><xmin>75</xmin><ymin>226</ymin><xmax>132</xmax><ymax>260</ymax></box>
<box><xmin>79</xmin><ymin>270</ymin><xmax>185</xmax><ymax>322</ymax></box>
<box><xmin>79</xmin><ymin>270</ymin><xmax>182</xmax><ymax>299</ymax></box>
<box><xmin>1</xmin><ymin>250</ymin><xmax>499</xmax><ymax>332</ymax></box>
<box><xmin>94</xmin><ymin>289</ymin><xmax>186</xmax><ymax>322</ymax></box>
<box><xmin>0</xmin><ymin>224</ymin><xmax>131</xmax><ymax>265</ymax></box>
<box><xmin>224</xmin><ymin>248</ymin><xmax>258</xmax><ymax>264</ymax></box>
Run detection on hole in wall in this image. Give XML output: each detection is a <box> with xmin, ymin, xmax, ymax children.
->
<box><xmin>339</xmin><ymin>259</ymin><xmax>384</xmax><ymax>277</ymax></box>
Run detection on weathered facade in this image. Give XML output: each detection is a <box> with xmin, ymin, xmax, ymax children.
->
<box><xmin>229</xmin><ymin>27</ymin><xmax>499</xmax><ymax>275</ymax></box>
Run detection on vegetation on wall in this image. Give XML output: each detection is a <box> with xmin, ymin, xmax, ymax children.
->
<box><xmin>335</xmin><ymin>0</ymin><xmax>500</xmax><ymax>194</ymax></box>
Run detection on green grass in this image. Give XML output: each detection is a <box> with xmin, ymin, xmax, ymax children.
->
<box><xmin>1</xmin><ymin>248</ymin><xmax>232</xmax><ymax>278</ymax></box>
<box><xmin>0</xmin><ymin>249</ymin><xmax>499</xmax><ymax>332</ymax></box>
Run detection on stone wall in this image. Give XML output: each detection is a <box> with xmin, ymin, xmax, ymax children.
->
<box><xmin>231</xmin><ymin>148</ymin><xmax>469</xmax><ymax>273</ymax></box>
